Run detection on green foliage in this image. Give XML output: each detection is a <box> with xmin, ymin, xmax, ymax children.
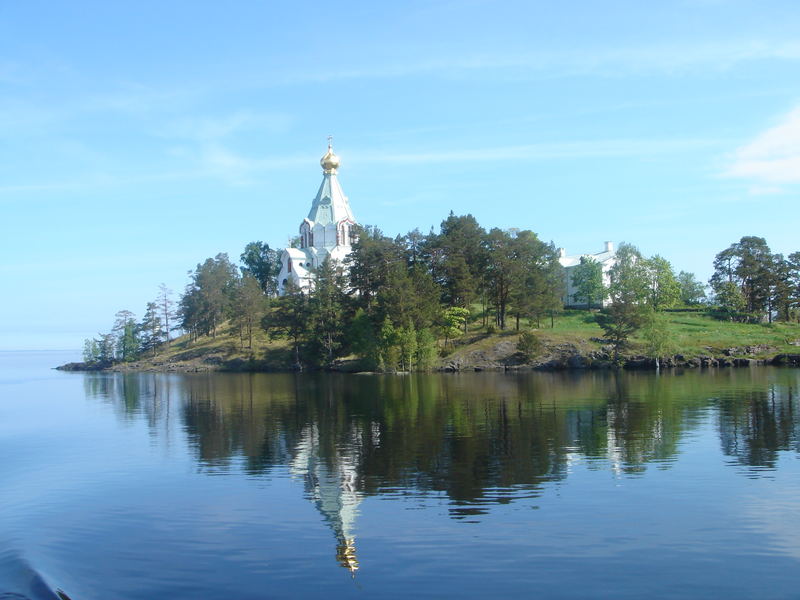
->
<box><xmin>710</xmin><ymin>236</ymin><xmax>773</xmax><ymax>321</ymax></box>
<box><xmin>710</xmin><ymin>281</ymin><xmax>748</xmax><ymax>321</ymax></box>
<box><xmin>139</xmin><ymin>301</ymin><xmax>163</xmax><ymax>357</ymax></box>
<box><xmin>414</xmin><ymin>328</ymin><xmax>438</xmax><ymax>371</ymax></box>
<box><xmin>571</xmin><ymin>256</ymin><xmax>605</xmax><ymax>309</ymax></box>
<box><xmin>642</xmin><ymin>315</ymin><xmax>675</xmax><ymax>359</ymax></box>
<box><xmin>439</xmin><ymin>306</ymin><xmax>470</xmax><ymax>346</ymax></box>
<box><xmin>596</xmin><ymin>302</ymin><xmax>651</xmax><ymax>360</ymax></box>
<box><xmin>263</xmin><ymin>280</ymin><xmax>308</xmax><ymax>368</ymax></box>
<box><xmin>347</xmin><ymin>309</ymin><xmax>380</xmax><ymax>370</ymax></box>
<box><xmin>113</xmin><ymin>310</ymin><xmax>139</xmax><ymax>362</ymax></box>
<box><xmin>677</xmin><ymin>271</ymin><xmax>706</xmax><ymax>306</ymax></box>
<box><xmin>305</xmin><ymin>259</ymin><xmax>347</xmax><ymax>367</ymax></box>
<box><xmin>180</xmin><ymin>253</ymin><xmax>239</xmax><ymax>339</ymax></box>
<box><xmin>82</xmin><ymin>338</ymin><xmax>99</xmax><ymax>363</ymax></box>
<box><xmin>231</xmin><ymin>274</ymin><xmax>268</xmax><ymax>350</ymax></box>
<box><xmin>240</xmin><ymin>241</ymin><xmax>281</xmax><ymax>297</ymax></box>
<box><xmin>378</xmin><ymin>317</ymin><xmax>400</xmax><ymax>371</ymax></box>
<box><xmin>517</xmin><ymin>331</ymin><xmax>543</xmax><ymax>361</ymax></box>
<box><xmin>396</xmin><ymin>324</ymin><xmax>418</xmax><ymax>371</ymax></box>
<box><xmin>644</xmin><ymin>255</ymin><xmax>680</xmax><ymax>310</ymax></box>
<box><xmin>608</xmin><ymin>242</ymin><xmax>649</xmax><ymax>306</ymax></box>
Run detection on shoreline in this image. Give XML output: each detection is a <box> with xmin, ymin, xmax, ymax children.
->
<box><xmin>56</xmin><ymin>352</ymin><xmax>800</xmax><ymax>374</ymax></box>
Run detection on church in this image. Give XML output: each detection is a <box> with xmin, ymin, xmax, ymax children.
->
<box><xmin>276</xmin><ymin>140</ymin><xmax>358</xmax><ymax>295</ymax></box>
<box><xmin>277</xmin><ymin>141</ymin><xmax>617</xmax><ymax>306</ymax></box>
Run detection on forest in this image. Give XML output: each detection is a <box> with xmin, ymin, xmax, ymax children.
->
<box><xmin>82</xmin><ymin>213</ymin><xmax>800</xmax><ymax>371</ymax></box>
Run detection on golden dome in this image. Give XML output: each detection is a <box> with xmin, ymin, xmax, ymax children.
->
<box><xmin>320</xmin><ymin>139</ymin><xmax>340</xmax><ymax>173</ymax></box>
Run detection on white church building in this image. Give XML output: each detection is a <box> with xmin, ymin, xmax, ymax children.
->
<box><xmin>558</xmin><ymin>242</ymin><xmax>617</xmax><ymax>308</ymax></box>
<box><xmin>276</xmin><ymin>141</ymin><xmax>358</xmax><ymax>294</ymax></box>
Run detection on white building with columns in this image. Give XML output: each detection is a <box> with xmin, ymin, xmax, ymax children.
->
<box><xmin>276</xmin><ymin>141</ymin><xmax>358</xmax><ymax>294</ymax></box>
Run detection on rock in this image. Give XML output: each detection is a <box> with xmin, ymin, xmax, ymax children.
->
<box><xmin>567</xmin><ymin>355</ymin><xmax>588</xmax><ymax>369</ymax></box>
<box><xmin>772</xmin><ymin>354</ymin><xmax>800</xmax><ymax>366</ymax></box>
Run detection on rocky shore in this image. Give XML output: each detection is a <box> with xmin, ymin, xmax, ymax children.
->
<box><xmin>57</xmin><ymin>343</ymin><xmax>800</xmax><ymax>374</ymax></box>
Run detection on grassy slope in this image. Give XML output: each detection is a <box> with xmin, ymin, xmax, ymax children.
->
<box><xmin>127</xmin><ymin>310</ymin><xmax>800</xmax><ymax>372</ymax></box>
<box><xmin>119</xmin><ymin>322</ymin><xmax>293</xmax><ymax>371</ymax></box>
<box><xmin>445</xmin><ymin>310</ymin><xmax>800</xmax><ymax>366</ymax></box>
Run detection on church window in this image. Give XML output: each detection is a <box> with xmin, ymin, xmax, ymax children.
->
<box><xmin>288</xmin><ymin>261</ymin><xmax>292</xmax><ymax>273</ymax></box>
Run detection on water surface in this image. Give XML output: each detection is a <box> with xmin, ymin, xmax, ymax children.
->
<box><xmin>2</xmin><ymin>352</ymin><xmax>799</xmax><ymax>599</ymax></box>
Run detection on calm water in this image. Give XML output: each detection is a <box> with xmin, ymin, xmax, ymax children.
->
<box><xmin>2</xmin><ymin>352</ymin><xmax>800</xmax><ymax>599</ymax></box>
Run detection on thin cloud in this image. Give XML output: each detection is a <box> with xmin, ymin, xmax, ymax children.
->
<box><xmin>270</xmin><ymin>40</ymin><xmax>800</xmax><ymax>85</ymax></box>
<box><xmin>351</xmin><ymin>138</ymin><xmax>725</xmax><ymax>165</ymax></box>
<box><xmin>726</xmin><ymin>106</ymin><xmax>800</xmax><ymax>184</ymax></box>
<box><xmin>158</xmin><ymin>111</ymin><xmax>293</xmax><ymax>142</ymax></box>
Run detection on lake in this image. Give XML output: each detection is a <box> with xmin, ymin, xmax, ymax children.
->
<box><xmin>2</xmin><ymin>351</ymin><xmax>799</xmax><ymax>599</ymax></box>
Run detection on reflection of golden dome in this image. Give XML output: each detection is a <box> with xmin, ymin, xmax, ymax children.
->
<box><xmin>320</xmin><ymin>140</ymin><xmax>340</xmax><ymax>173</ymax></box>
<box><xmin>336</xmin><ymin>538</ymin><xmax>359</xmax><ymax>575</ymax></box>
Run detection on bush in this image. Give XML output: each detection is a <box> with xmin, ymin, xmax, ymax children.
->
<box><xmin>517</xmin><ymin>331</ymin><xmax>542</xmax><ymax>361</ymax></box>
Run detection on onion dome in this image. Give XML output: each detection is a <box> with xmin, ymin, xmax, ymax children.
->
<box><xmin>320</xmin><ymin>139</ymin><xmax>340</xmax><ymax>173</ymax></box>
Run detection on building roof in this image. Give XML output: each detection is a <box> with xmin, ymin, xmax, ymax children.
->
<box><xmin>306</xmin><ymin>142</ymin><xmax>356</xmax><ymax>226</ymax></box>
<box><xmin>558</xmin><ymin>243</ymin><xmax>616</xmax><ymax>268</ymax></box>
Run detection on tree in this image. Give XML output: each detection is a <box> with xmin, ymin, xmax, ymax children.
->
<box><xmin>483</xmin><ymin>228</ymin><xmax>515</xmax><ymax>329</ymax></box>
<box><xmin>598</xmin><ymin>243</ymin><xmax>651</xmax><ymax>361</ymax></box>
<box><xmin>263</xmin><ymin>280</ymin><xmax>308</xmax><ymax>369</ymax></box>
<box><xmin>439</xmin><ymin>306</ymin><xmax>470</xmax><ymax>347</ymax></box>
<box><xmin>517</xmin><ymin>331</ymin><xmax>542</xmax><ymax>361</ymax></box>
<box><xmin>596</xmin><ymin>302</ymin><xmax>650</xmax><ymax>361</ymax></box>
<box><xmin>378</xmin><ymin>317</ymin><xmax>400</xmax><ymax>371</ymax></box>
<box><xmin>231</xmin><ymin>274</ymin><xmax>268</xmax><ymax>349</ymax></box>
<box><xmin>347</xmin><ymin>309</ymin><xmax>380</xmax><ymax>370</ymax></box>
<box><xmin>712</xmin><ymin>281</ymin><xmax>746</xmax><ymax>321</ymax></box>
<box><xmin>306</xmin><ymin>258</ymin><xmax>347</xmax><ymax>367</ymax></box>
<box><xmin>113</xmin><ymin>309</ymin><xmax>139</xmax><ymax>362</ymax></box>
<box><xmin>677</xmin><ymin>271</ymin><xmax>706</xmax><ymax>306</ymax></box>
<box><xmin>768</xmin><ymin>254</ymin><xmax>794</xmax><ymax>322</ymax></box>
<box><xmin>710</xmin><ymin>236</ymin><xmax>773</xmax><ymax>320</ymax></box>
<box><xmin>183</xmin><ymin>253</ymin><xmax>239</xmax><ymax>338</ymax></box>
<box><xmin>396</xmin><ymin>324</ymin><xmax>418</xmax><ymax>371</ymax></box>
<box><xmin>642</xmin><ymin>315</ymin><xmax>675</xmax><ymax>368</ymax></box>
<box><xmin>414</xmin><ymin>328</ymin><xmax>438</xmax><ymax>371</ymax></box>
<box><xmin>157</xmin><ymin>284</ymin><xmax>175</xmax><ymax>347</ymax></box>
<box><xmin>427</xmin><ymin>212</ymin><xmax>487</xmax><ymax>310</ymax></box>
<box><xmin>571</xmin><ymin>256</ymin><xmax>605</xmax><ymax>309</ymax></box>
<box><xmin>608</xmin><ymin>242</ymin><xmax>649</xmax><ymax>306</ymax></box>
<box><xmin>82</xmin><ymin>339</ymin><xmax>99</xmax><ymax>363</ymax></box>
<box><xmin>96</xmin><ymin>332</ymin><xmax>116</xmax><ymax>364</ymax></box>
<box><xmin>240</xmin><ymin>241</ymin><xmax>281</xmax><ymax>296</ymax></box>
<box><xmin>643</xmin><ymin>255</ymin><xmax>680</xmax><ymax>310</ymax></box>
<box><xmin>139</xmin><ymin>302</ymin><xmax>163</xmax><ymax>357</ymax></box>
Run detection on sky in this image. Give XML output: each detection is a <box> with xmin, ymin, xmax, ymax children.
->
<box><xmin>1</xmin><ymin>0</ymin><xmax>799</xmax><ymax>350</ymax></box>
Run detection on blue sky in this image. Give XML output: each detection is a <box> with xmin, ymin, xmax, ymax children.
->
<box><xmin>1</xmin><ymin>0</ymin><xmax>799</xmax><ymax>350</ymax></box>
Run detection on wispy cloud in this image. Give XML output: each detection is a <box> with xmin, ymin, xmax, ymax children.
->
<box><xmin>270</xmin><ymin>40</ymin><xmax>800</xmax><ymax>85</ymax></box>
<box><xmin>725</xmin><ymin>105</ymin><xmax>800</xmax><ymax>185</ymax></box>
<box><xmin>351</xmin><ymin>138</ymin><xmax>725</xmax><ymax>164</ymax></box>
<box><xmin>157</xmin><ymin>111</ymin><xmax>293</xmax><ymax>142</ymax></box>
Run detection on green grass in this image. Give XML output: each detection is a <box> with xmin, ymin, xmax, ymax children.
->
<box><xmin>138</xmin><ymin>309</ymin><xmax>800</xmax><ymax>372</ymax></box>
<box><xmin>450</xmin><ymin>308</ymin><xmax>800</xmax><ymax>360</ymax></box>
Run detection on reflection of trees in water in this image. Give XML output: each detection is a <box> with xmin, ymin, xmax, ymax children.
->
<box><xmin>83</xmin><ymin>373</ymin><xmax>175</xmax><ymax>434</ymax></box>
<box><xmin>92</xmin><ymin>369</ymin><xmax>800</xmax><ymax>501</ymax></box>
<box><xmin>88</xmin><ymin>368</ymin><xmax>800</xmax><ymax>571</ymax></box>
<box><xmin>717</xmin><ymin>378</ymin><xmax>800</xmax><ymax>470</ymax></box>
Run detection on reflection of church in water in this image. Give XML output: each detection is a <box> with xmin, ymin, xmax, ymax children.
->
<box><xmin>289</xmin><ymin>423</ymin><xmax>364</xmax><ymax>574</ymax></box>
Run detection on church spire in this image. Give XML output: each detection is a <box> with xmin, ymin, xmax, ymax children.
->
<box><xmin>320</xmin><ymin>136</ymin><xmax>340</xmax><ymax>174</ymax></box>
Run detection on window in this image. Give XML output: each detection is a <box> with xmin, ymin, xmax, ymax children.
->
<box><xmin>287</xmin><ymin>261</ymin><xmax>291</xmax><ymax>273</ymax></box>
